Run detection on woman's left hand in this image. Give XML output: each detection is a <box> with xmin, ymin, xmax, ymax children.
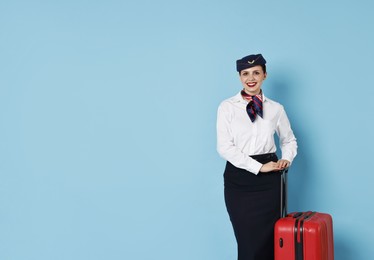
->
<box><xmin>277</xmin><ymin>159</ymin><xmax>290</xmax><ymax>170</ymax></box>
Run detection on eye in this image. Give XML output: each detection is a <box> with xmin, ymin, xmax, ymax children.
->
<box><xmin>242</xmin><ymin>72</ymin><xmax>248</xmax><ymax>76</ymax></box>
<box><xmin>254</xmin><ymin>71</ymin><xmax>260</xmax><ymax>75</ymax></box>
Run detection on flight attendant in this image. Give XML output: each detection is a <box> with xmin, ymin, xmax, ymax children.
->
<box><xmin>216</xmin><ymin>54</ymin><xmax>297</xmax><ymax>260</ymax></box>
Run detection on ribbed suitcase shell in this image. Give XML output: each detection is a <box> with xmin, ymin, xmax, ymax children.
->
<box><xmin>274</xmin><ymin>211</ymin><xmax>334</xmax><ymax>260</ymax></box>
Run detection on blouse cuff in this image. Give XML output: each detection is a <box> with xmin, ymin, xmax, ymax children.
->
<box><xmin>249</xmin><ymin>160</ymin><xmax>263</xmax><ymax>175</ymax></box>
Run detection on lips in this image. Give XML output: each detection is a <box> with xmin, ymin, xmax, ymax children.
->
<box><xmin>246</xmin><ymin>82</ymin><xmax>257</xmax><ymax>87</ymax></box>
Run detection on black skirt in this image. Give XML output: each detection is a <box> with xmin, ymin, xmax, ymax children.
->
<box><xmin>224</xmin><ymin>153</ymin><xmax>282</xmax><ymax>260</ymax></box>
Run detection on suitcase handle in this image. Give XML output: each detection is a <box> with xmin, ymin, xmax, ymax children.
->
<box><xmin>280</xmin><ymin>168</ymin><xmax>289</xmax><ymax>218</ymax></box>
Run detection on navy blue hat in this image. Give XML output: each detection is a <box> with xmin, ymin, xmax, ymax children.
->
<box><xmin>236</xmin><ymin>54</ymin><xmax>266</xmax><ymax>72</ymax></box>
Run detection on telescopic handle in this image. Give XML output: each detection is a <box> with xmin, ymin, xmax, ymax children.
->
<box><xmin>280</xmin><ymin>168</ymin><xmax>288</xmax><ymax>218</ymax></box>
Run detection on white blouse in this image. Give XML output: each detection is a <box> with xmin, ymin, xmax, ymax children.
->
<box><xmin>217</xmin><ymin>92</ymin><xmax>297</xmax><ymax>174</ymax></box>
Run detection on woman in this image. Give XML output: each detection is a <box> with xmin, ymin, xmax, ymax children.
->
<box><xmin>216</xmin><ymin>54</ymin><xmax>297</xmax><ymax>260</ymax></box>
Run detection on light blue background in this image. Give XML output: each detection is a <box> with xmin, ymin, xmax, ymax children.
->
<box><xmin>1</xmin><ymin>0</ymin><xmax>373</xmax><ymax>259</ymax></box>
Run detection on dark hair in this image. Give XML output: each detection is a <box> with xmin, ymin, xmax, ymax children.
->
<box><xmin>239</xmin><ymin>64</ymin><xmax>267</xmax><ymax>75</ymax></box>
<box><xmin>261</xmin><ymin>64</ymin><xmax>267</xmax><ymax>73</ymax></box>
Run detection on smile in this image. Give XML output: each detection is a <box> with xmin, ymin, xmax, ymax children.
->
<box><xmin>246</xmin><ymin>82</ymin><xmax>257</xmax><ymax>87</ymax></box>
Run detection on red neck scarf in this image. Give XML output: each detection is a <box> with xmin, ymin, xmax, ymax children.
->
<box><xmin>241</xmin><ymin>90</ymin><xmax>263</xmax><ymax>122</ymax></box>
<box><xmin>240</xmin><ymin>90</ymin><xmax>263</xmax><ymax>103</ymax></box>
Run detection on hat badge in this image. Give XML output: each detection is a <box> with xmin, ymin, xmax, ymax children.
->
<box><xmin>247</xmin><ymin>60</ymin><xmax>255</xmax><ymax>64</ymax></box>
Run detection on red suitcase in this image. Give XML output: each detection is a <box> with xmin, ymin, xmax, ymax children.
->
<box><xmin>274</xmin><ymin>172</ymin><xmax>334</xmax><ymax>260</ymax></box>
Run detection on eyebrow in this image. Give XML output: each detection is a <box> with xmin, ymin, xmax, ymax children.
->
<box><xmin>242</xmin><ymin>69</ymin><xmax>261</xmax><ymax>74</ymax></box>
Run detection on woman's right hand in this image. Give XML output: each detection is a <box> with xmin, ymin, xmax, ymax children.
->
<box><xmin>259</xmin><ymin>161</ymin><xmax>281</xmax><ymax>172</ymax></box>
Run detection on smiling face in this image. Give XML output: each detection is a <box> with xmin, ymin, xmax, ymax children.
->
<box><xmin>239</xmin><ymin>65</ymin><xmax>267</xmax><ymax>95</ymax></box>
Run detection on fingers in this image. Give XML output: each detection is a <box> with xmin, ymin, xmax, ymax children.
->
<box><xmin>278</xmin><ymin>159</ymin><xmax>290</xmax><ymax>169</ymax></box>
<box><xmin>260</xmin><ymin>161</ymin><xmax>281</xmax><ymax>172</ymax></box>
<box><xmin>269</xmin><ymin>161</ymin><xmax>281</xmax><ymax>170</ymax></box>
<box><xmin>260</xmin><ymin>160</ymin><xmax>290</xmax><ymax>173</ymax></box>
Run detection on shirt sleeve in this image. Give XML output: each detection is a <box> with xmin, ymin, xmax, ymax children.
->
<box><xmin>276</xmin><ymin>107</ymin><xmax>298</xmax><ymax>164</ymax></box>
<box><xmin>216</xmin><ymin>102</ymin><xmax>263</xmax><ymax>174</ymax></box>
